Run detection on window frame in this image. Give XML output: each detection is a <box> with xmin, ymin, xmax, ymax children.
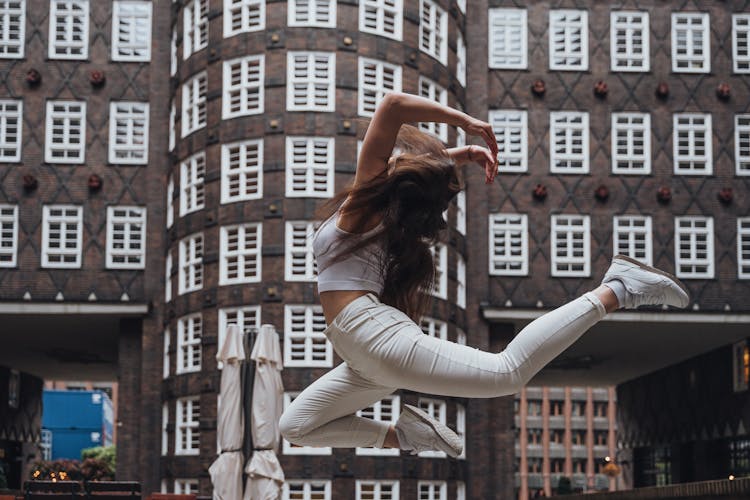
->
<box><xmin>111</xmin><ymin>0</ymin><xmax>152</xmax><ymax>62</ymax></box>
<box><xmin>613</xmin><ymin>215</ymin><xmax>653</xmax><ymax>267</ymax></box>
<box><xmin>549</xmin><ymin>111</ymin><xmax>589</xmax><ymax>174</ymax></box>
<box><xmin>417</xmin><ymin>481</ymin><xmax>447</xmax><ymax>499</ymax></box>
<box><xmin>286</xmin><ymin>51</ymin><xmax>336</xmax><ymax>112</ymax></box>
<box><xmin>0</xmin><ymin>99</ymin><xmax>22</xmax><ymax>162</ymax></box>
<box><xmin>671</xmin><ymin>12</ymin><xmax>710</xmax><ymax>73</ymax></box>
<box><xmin>0</xmin><ymin>0</ymin><xmax>25</xmax><ymax>58</ymax></box>
<box><xmin>183</xmin><ymin>0</ymin><xmax>208</xmax><ymax>59</ymax></box>
<box><xmin>285</xmin><ymin>136</ymin><xmax>335</xmax><ymax>198</ymax></box>
<box><xmin>489</xmin><ymin>109</ymin><xmax>528</xmax><ymax>173</ymax></box>
<box><xmin>550</xmin><ymin>214</ymin><xmax>591</xmax><ymax>278</ymax></box>
<box><xmin>419</xmin><ymin>0</ymin><xmax>447</xmax><ymax>65</ymax></box>
<box><xmin>178</xmin><ymin>232</ymin><xmax>204</xmax><ymax>294</ymax></box>
<box><xmin>287</xmin><ymin>0</ymin><xmax>336</xmax><ymax>28</ymax></box>
<box><xmin>430</xmin><ymin>243</ymin><xmax>447</xmax><ymax>299</ymax></box>
<box><xmin>175</xmin><ymin>396</ymin><xmax>200</xmax><ymax>455</ymax></box>
<box><xmin>179</xmin><ymin>151</ymin><xmax>206</xmax><ymax>216</ymax></box>
<box><xmin>45</xmin><ymin>100</ymin><xmax>86</xmax><ymax>164</ymax></box>
<box><xmin>48</xmin><ymin>0</ymin><xmax>89</xmax><ymax>60</ymax></box>
<box><xmin>108</xmin><ymin>101</ymin><xmax>149</xmax><ymax>165</ymax></box>
<box><xmin>738</xmin><ymin>218</ymin><xmax>750</xmax><ymax>279</ymax></box>
<box><xmin>549</xmin><ymin>9</ymin><xmax>588</xmax><ymax>71</ymax></box>
<box><xmin>418</xmin><ymin>76</ymin><xmax>448</xmax><ymax>142</ymax></box>
<box><xmin>106</xmin><ymin>205</ymin><xmax>147</xmax><ymax>269</ymax></box>
<box><xmin>672</xmin><ymin>113</ymin><xmax>712</xmax><ymax>175</ymax></box>
<box><xmin>358</xmin><ymin>57</ymin><xmax>402</xmax><ymax>117</ymax></box>
<box><xmin>610</xmin><ymin>11</ymin><xmax>649</xmax><ymax>72</ymax></box>
<box><xmin>222</xmin><ymin>54</ymin><xmax>265</xmax><ymax>119</ymax></box>
<box><xmin>42</xmin><ymin>204</ymin><xmax>83</xmax><ymax>269</ymax></box>
<box><xmin>224</xmin><ymin>0</ymin><xmax>265</xmax><ymax>37</ymax></box>
<box><xmin>285</xmin><ymin>220</ymin><xmax>318</xmax><ymax>282</ymax></box>
<box><xmin>283</xmin><ymin>304</ymin><xmax>331</xmax><ymax>368</ymax></box>
<box><xmin>176</xmin><ymin>313</ymin><xmax>202</xmax><ymax>374</ymax></box>
<box><xmin>181</xmin><ymin>71</ymin><xmax>207</xmax><ymax>137</ymax></box>
<box><xmin>735</xmin><ymin>114</ymin><xmax>750</xmax><ymax>176</ymax></box>
<box><xmin>221</xmin><ymin>139</ymin><xmax>264</xmax><ymax>203</ymax></box>
<box><xmin>219</xmin><ymin>223</ymin><xmax>262</xmax><ymax>285</ymax></box>
<box><xmin>355</xmin><ymin>480</ymin><xmax>400</xmax><ymax>499</ymax></box>
<box><xmin>456</xmin><ymin>253</ymin><xmax>466</xmax><ymax>309</ymax></box>
<box><xmin>0</xmin><ymin>204</ymin><xmax>18</xmax><ymax>268</ymax></box>
<box><xmin>674</xmin><ymin>216</ymin><xmax>714</xmax><ymax>279</ymax></box>
<box><xmin>488</xmin><ymin>8</ymin><xmax>527</xmax><ymax>69</ymax></box>
<box><xmin>355</xmin><ymin>396</ymin><xmax>401</xmax><ymax>456</ymax></box>
<box><xmin>611</xmin><ymin>112</ymin><xmax>651</xmax><ymax>174</ymax></box>
<box><xmin>359</xmin><ymin>0</ymin><xmax>403</xmax><ymax>41</ymax></box>
<box><xmin>489</xmin><ymin>213</ymin><xmax>528</xmax><ymax>276</ymax></box>
<box><xmin>733</xmin><ymin>14</ymin><xmax>750</xmax><ymax>73</ymax></box>
<box><xmin>456</xmin><ymin>30</ymin><xmax>466</xmax><ymax>87</ymax></box>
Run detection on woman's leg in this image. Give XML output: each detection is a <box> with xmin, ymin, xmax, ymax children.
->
<box><xmin>278</xmin><ymin>361</ymin><xmax>397</xmax><ymax>449</ymax></box>
<box><xmin>344</xmin><ymin>290</ymin><xmax>610</xmax><ymax>399</ymax></box>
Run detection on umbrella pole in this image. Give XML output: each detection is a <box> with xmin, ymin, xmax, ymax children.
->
<box><xmin>242</xmin><ymin>327</ymin><xmax>257</xmax><ymax>461</ymax></box>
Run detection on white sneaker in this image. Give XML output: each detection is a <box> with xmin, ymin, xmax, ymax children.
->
<box><xmin>602</xmin><ymin>254</ymin><xmax>690</xmax><ymax>309</ymax></box>
<box><xmin>394</xmin><ymin>404</ymin><xmax>463</xmax><ymax>458</ymax></box>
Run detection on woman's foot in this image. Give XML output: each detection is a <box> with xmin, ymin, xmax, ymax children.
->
<box><xmin>394</xmin><ymin>404</ymin><xmax>463</xmax><ymax>458</ymax></box>
<box><xmin>602</xmin><ymin>255</ymin><xmax>690</xmax><ymax>309</ymax></box>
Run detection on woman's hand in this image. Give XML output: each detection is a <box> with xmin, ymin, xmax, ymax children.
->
<box><xmin>446</xmin><ymin>145</ymin><xmax>499</xmax><ymax>184</ymax></box>
<box><xmin>460</xmin><ymin>116</ymin><xmax>499</xmax><ymax>183</ymax></box>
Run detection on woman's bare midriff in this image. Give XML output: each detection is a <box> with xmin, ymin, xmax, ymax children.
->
<box><xmin>319</xmin><ymin>289</ymin><xmax>373</xmax><ymax>326</ymax></box>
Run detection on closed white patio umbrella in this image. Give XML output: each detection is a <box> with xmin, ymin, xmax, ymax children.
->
<box><xmin>244</xmin><ymin>324</ymin><xmax>285</xmax><ymax>500</ymax></box>
<box><xmin>209</xmin><ymin>324</ymin><xmax>245</xmax><ymax>500</ymax></box>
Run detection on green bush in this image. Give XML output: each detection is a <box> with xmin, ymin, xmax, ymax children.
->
<box><xmin>80</xmin><ymin>446</ymin><xmax>115</xmax><ymax>475</ymax></box>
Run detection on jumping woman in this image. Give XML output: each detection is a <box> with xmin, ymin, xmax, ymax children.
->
<box><xmin>278</xmin><ymin>92</ymin><xmax>689</xmax><ymax>457</ymax></box>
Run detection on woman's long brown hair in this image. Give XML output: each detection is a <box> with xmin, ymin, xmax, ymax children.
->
<box><xmin>315</xmin><ymin>125</ymin><xmax>463</xmax><ymax>322</ymax></box>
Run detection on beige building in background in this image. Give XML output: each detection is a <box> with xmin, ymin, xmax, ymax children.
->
<box><xmin>514</xmin><ymin>386</ymin><xmax>618</xmax><ymax>499</ymax></box>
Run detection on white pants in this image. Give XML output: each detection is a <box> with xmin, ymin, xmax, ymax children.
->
<box><xmin>278</xmin><ymin>291</ymin><xmax>607</xmax><ymax>449</ymax></box>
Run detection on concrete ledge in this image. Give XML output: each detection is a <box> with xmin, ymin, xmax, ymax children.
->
<box><xmin>0</xmin><ymin>302</ymin><xmax>149</xmax><ymax>315</ymax></box>
<box><xmin>564</xmin><ymin>477</ymin><xmax>750</xmax><ymax>500</ymax></box>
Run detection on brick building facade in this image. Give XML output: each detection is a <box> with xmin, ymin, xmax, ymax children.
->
<box><xmin>1</xmin><ymin>0</ymin><xmax>749</xmax><ymax>498</ymax></box>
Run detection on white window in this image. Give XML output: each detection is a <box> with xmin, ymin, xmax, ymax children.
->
<box><xmin>180</xmin><ymin>152</ymin><xmax>206</xmax><ymax>216</ymax></box>
<box><xmin>42</xmin><ymin>205</ymin><xmax>82</xmax><ymax>268</ymax></box>
<box><xmin>359</xmin><ymin>0</ymin><xmax>402</xmax><ymax>41</ymax></box>
<box><xmin>733</xmin><ymin>14</ymin><xmax>750</xmax><ymax>73</ymax></box>
<box><xmin>488</xmin><ymin>8</ymin><xmax>526</xmax><ymax>69</ymax></box>
<box><xmin>417</xmin><ymin>399</ymin><xmax>447</xmax><ymax>458</ymax></box>
<box><xmin>358</xmin><ymin>57</ymin><xmax>402</xmax><ymax>117</ymax></box>
<box><xmin>178</xmin><ymin>232</ymin><xmax>203</xmax><ymax>294</ymax></box>
<box><xmin>735</xmin><ymin>114</ymin><xmax>750</xmax><ymax>175</ymax></box>
<box><xmin>45</xmin><ymin>101</ymin><xmax>86</xmax><ymax>164</ymax></box>
<box><xmin>284</xmin><ymin>305</ymin><xmax>331</xmax><ymax>367</ymax></box>
<box><xmin>738</xmin><ymin>218</ymin><xmax>750</xmax><ymax>279</ymax></box>
<box><xmin>288</xmin><ymin>0</ymin><xmax>335</xmax><ymax>27</ymax></box>
<box><xmin>456</xmin><ymin>327</ymin><xmax>466</xmax><ymax>346</ymax></box>
<box><xmin>168</xmin><ymin>100</ymin><xmax>175</xmax><ymax>151</ymax></box>
<box><xmin>224</xmin><ymin>0</ymin><xmax>264</xmax><ymax>37</ymax></box>
<box><xmin>181</xmin><ymin>72</ymin><xmax>207</xmax><ymax>136</ymax></box>
<box><xmin>611</xmin><ymin>113</ymin><xmax>651</xmax><ymax>174</ymax></box>
<box><xmin>456</xmin><ymin>190</ymin><xmax>465</xmax><ymax>235</ymax></box>
<box><xmin>282</xmin><ymin>393</ymin><xmax>332</xmax><ymax>455</ymax></box>
<box><xmin>430</xmin><ymin>243</ymin><xmax>447</xmax><ymax>299</ymax></box>
<box><xmin>285</xmin><ymin>137</ymin><xmax>334</xmax><ymax>197</ymax></box>
<box><xmin>0</xmin><ymin>204</ymin><xmax>18</xmax><ymax>267</ymax></box>
<box><xmin>551</xmin><ymin>215</ymin><xmax>590</xmax><ymax>277</ymax></box>
<box><xmin>170</xmin><ymin>27</ymin><xmax>177</xmax><ymax>76</ymax></box>
<box><xmin>356</xmin><ymin>480</ymin><xmax>400</xmax><ymax>499</ymax></box>
<box><xmin>165</xmin><ymin>252</ymin><xmax>173</xmax><ymax>302</ymax></box>
<box><xmin>161</xmin><ymin>403</ymin><xmax>168</xmax><ymax>455</ymax></box>
<box><xmin>283</xmin><ymin>480</ymin><xmax>331</xmax><ymax>499</ymax></box>
<box><xmin>456</xmin><ymin>31</ymin><xmax>466</xmax><ymax>87</ymax></box>
<box><xmin>0</xmin><ymin>99</ymin><xmax>22</xmax><ymax>162</ymax></box>
<box><xmin>222</xmin><ymin>139</ymin><xmax>263</xmax><ymax>203</ymax></box>
<box><xmin>675</xmin><ymin>217</ymin><xmax>714</xmax><ymax>279</ymax></box>
<box><xmin>418</xmin><ymin>76</ymin><xmax>447</xmax><ymax>142</ymax></box>
<box><xmin>183</xmin><ymin>0</ymin><xmax>208</xmax><ymax>59</ymax></box>
<box><xmin>166</xmin><ymin>174</ymin><xmax>174</xmax><ymax>228</ymax></box>
<box><xmin>220</xmin><ymin>223</ymin><xmax>262</xmax><ymax>285</ymax></box>
<box><xmin>223</xmin><ymin>54</ymin><xmax>264</xmax><ymax>118</ymax></box>
<box><xmin>175</xmin><ymin>396</ymin><xmax>200</xmax><ymax>454</ymax></box>
<box><xmin>673</xmin><ymin>113</ymin><xmax>712</xmax><ymax>175</ymax></box>
<box><xmin>419</xmin><ymin>0</ymin><xmax>447</xmax><ymax>65</ymax></box>
<box><xmin>112</xmin><ymin>1</ymin><xmax>151</xmax><ymax>61</ymax></box>
<box><xmin>489</xmin><ymin>110</ymin><xmax>527</xmax><ymax>173</ymax></box>
<box><xmin>218</xmin><ymin>306</ymin><xmax>260</xmax><ymax>365</ymax></box>
<box><xmin>163</xmin><ymin>328</ymin><xmax>170</xmax><ymax>378</ymax></box>
<box><xmin>456</xmin><ymin>403</ymin><xmax>466</xmax><ymax>459</ymax></box>
<box><xmin>613</xmin><ymin>215</ymin><xmax>652</xmax><ymax>266</ymax></box>
<box><xmin>174</xmin><ymin>479</ymin><xmax>199</xmax><ymax>494</ymax></box>
<box><xmin>549</xmin><ymin>112</ymin><xmax>589</xmax><ymax>173</ymax></box>
<box><xmin>418</xmin><ymin>481</ymin><xmax>447</xmax><ymax>500</ymax></box>
<box><xmin>456</xmin><ymin>254</ymin><xmax>466</xmax><ymax>309</ymax></box>
<box><xmin>356</xmin><ymin>396</ymin><xmax>400</xmax><ymax>456</ymax></box>
<box><xmin>420</xmin><ymin>317</ymin><xmax>447</xmax><ymax>340</ymax></box>
<box><xmin>106</xmin><ymin>206</ymin><xmax>146</xmax><ymax>269</ymax></box>
<box><xmin>109</xmin><ymin>102</ymin><xmax>149</xmax><ymax>164</ymax></box>
<box><xmin>0</xmin><ymin>1</ymin><xmax>24</xmax><ymax>58</ymax></box>
<box><xmin>177</xmin><ymin>313</ymin><xmax>202</xmax><ymax>373</ymax></box>
<box><xmin>610</xmin><ymin>11</ymin><xmax>649</xmax><ymax>72</ymax></box>
<box><xmin>489</xmin><ymin>213</ymin><xmax>528</xmax><ymax>276</ymax></box>
<box><xmin>672</xmin><ymin>13</ymin><xmax>709</xmax><ymax>73</ymax></box>
<box><xmin>48</xmin><ymin>0</ymin><xmax>88</xmax><ymax>59</ymax></box>
<box><xmin>456</xmin><ymin>481</ymin><xmax>466</xmax><ymax>500</ymax></box>
<box><xmin>287</xmin><ymin>52</ymin><xmax>335</xmax><ymax>111</ymax></box>
<box><xmin>285</xmin><ymin>221</ymin><xmax>318</xmax><ymax>281</ymax></box>
<box><xmin>549</xmin><ymin>10</ymin><xmax>588</xmax><ymax>70</ymax></box>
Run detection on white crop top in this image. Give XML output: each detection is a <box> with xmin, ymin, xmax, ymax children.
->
<box><xmin>312</xmin><ymin>210</ymin><xmax>386</xmax><ymax>294</ymax></box>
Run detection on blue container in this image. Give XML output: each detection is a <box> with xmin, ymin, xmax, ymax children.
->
<box><xmin>42</xmin><ymin>390</ymin><xmax>114</xmax><ymax>460</ymax></box>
